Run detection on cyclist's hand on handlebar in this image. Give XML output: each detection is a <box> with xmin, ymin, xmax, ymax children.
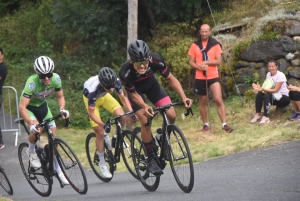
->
<box><xmin>143</xmin><ymin>105</ymin><xmax>154</xmax><ymax>117</ymax></box>
<box><xmin>183</xmin><ymin>98</ymin><xmax>193</xmax><ymax>108</ymax></box>
<box><xmin>60</xmin><ymin>109</ymin><xmax>70</xmax><ymax>119</ymax></box>
<box><xmin>30</xmin><ymin>124</ymin><xmax>39</xmax><ymax>134</ymax></box>
<box><xmin>104</xmin><ymin>124</ymin><xmax>111</xmax><ymax>133</ymax></box>
<box><xmin>131</xmin><ymin>113</ymin><xmax>138</xmax><ymax>122</ymax></box>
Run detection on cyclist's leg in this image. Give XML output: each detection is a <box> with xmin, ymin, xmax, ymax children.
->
<box><xmin>129</xmin><ymin>91</ymin><xmax>163</xmax><ymax>175</ymax></box>
<box><xmin>83</xmin><ymin>94</ymin><xmax>112</xmax><ymax>178</ymax></box>
<box><xmin>26</xmin><ymin>103</ymin><xmax>49</xmax><ymax>168</ymax></box>
<box><xmin>101</xmin><ymin>93</ymin><xmax>125</xmax><ymax>126</ymax></box>
<box><xmin>149</xmin><ymin>84</ymin><xmax>175</xmax><ymax>124</ymax></box>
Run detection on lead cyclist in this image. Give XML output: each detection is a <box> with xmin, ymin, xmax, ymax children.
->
<box><xmin>119</xmin><ymin>40</ymin><xmax>193</xmax><ymax>176</ymax></box>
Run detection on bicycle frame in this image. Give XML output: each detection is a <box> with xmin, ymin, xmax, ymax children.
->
<box><xmin>16</xmin><ymin>114</ymin><xmax>71</xmax><ymax>186</ymax></box>
<box><xmin>146</xmin><ymin>102</ymin><xmax>193</xmax><ymax>167</ymax></box>
<box><xmin>105</xmin><ymin>111</ymin><xmax>134</xmax><ymax>162</ymax></box>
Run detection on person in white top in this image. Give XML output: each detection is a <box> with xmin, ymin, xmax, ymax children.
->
<box><xmin>251</xmin><ymin>60</ymin><xmax>290</xmax><ymax>124</ymax></box>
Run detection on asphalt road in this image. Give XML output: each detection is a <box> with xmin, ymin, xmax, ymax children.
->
<box><xmin>0</xmin><ymin>127</ymin><xmax>300</xmax><ymax>201</ymax></box>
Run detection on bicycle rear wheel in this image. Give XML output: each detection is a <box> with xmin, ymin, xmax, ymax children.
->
<box><xmin>54</xmin><ymin>138</ymin><xmax>88</xmax><ymax>194</ymax></box>
<box><xmin>121</xmin><ymin>130</ymin><xmax>140</xmax><ymax>180</ymax></box>
<box><xmin>131</xmin><ymin>127</ymin><xmax>160</xmax><ymax>191</ymax></box>
<box><xmin>167</xmin><ymin>124</ymin><xmax>194</xmax><ymax>193</ymax></box>
<box><xmin>0</xmin><ymin>166</ymin><xmax>13</xmax><ymax>195</ymax></box>
<box><xmin>85</xmin><ymin>132</ymin><xmax>115</xmax><ymax>182</ymax></box>
<box><xmin>18</xmin><ymin>142</ymin><xmax>52</xmax><ymax>197</ymax></box>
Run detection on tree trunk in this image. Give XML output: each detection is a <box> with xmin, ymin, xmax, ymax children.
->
<box><xmin>127</xmin><ymin>0</ymin><xmax>138</xmax><ymax>60</ymax></box>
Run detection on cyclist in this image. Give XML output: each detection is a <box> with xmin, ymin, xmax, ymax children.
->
<box><xmin>119</xmin><ymin>40</ymin><xmax>193</xmax><ymax>176</ymax></box>
<box><xmin>83</xmin><ymin>67</ymin><xmax>135</xmax><ymax>178</ymax></box>
<box><xmin>19</xmin><ymin>56</ymin><xmax>69</xmax><ymax>185</ymax></box>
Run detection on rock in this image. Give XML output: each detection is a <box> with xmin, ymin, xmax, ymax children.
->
<box><xmin>285</xmin><ymin>53</ymin><xmax>295</xmax><ymax>61</ymax></box>
<box><xmin>240</xmin><ymin>36</ymin><xmax>295</xmax><ymax>62</ymax></box>
<box><xmin>291</xmin><ymin>59</ymin><xmax>300</xmax><ymax>66</ymax></box>
<box><xmin>293</xmin><ymin>36</ymin><xmax>300</xmax><ymax>43</ymax></box>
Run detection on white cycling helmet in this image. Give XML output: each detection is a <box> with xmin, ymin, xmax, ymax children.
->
<box><xmin>34</xmin><ymin>56</ymin><xmax>54</xmax><ymax>74</ymax></box>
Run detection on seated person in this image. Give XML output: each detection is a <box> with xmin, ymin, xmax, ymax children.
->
<box><xmin>287</xmin><ymin>83</ymin><xmax>300</xmax><ymax>122</ymax></box>
<box><xmin>251</xmin><ymin>60</ymin><xmax>290</xmax><ymax>124</ymax></box>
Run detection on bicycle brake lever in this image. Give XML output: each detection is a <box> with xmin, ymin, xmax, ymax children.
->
<box><xmin>184</xmin><ymin>100</ymin><xmax>194</xmax><ymax>116</ymax></box>
<box><xmin>65</xmin><ymin>118</ymin><xmax>72</xmax><ymax>127</ymax></box>
<box><xmin>144</xmin><ymin>108</ymin><xmax>153</xmax><ymax>126</ymax></box>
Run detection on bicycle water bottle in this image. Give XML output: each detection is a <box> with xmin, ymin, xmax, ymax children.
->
<box><xmin>104</xmin><ymin>133</ymin><xmax>112</xmax><ymax>150</ymax></box>
<box><xmin>155</xmin><ymin>128</ymin><xmax>163</xmax><ymax>147</ymax></box>
<box><xmin>111</xmin><ymin>134</ymin><xmax>117</xmax><ymax>148</ymax></box>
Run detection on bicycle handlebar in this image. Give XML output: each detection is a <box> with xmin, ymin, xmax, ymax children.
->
<box><xmin>36</xmin><ymin>113</ymin><xmax>71</xmax><ymax>129</ymax></box>
<box><xmin>145</xmin><ymin>100</ymin><xmax>193</xmax><ymax>126</ymax></box>
<box><xmin>105</xmin><ymin>111</ymin><xmax>134</xmax><ymax>126</ymax></box>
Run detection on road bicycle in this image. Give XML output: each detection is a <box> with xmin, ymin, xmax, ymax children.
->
<box><xmin>131</xmin><ymin>101</ymin><xmax>194</xmax><ymax>193</ymax></box>
<box><xmin>86</xmin><ymin>111</ymin><xmax>141</xmax><ymax>182</ymax></box>
<box><xmin>0</xmin><ymin>165</ymin><xmax>13</xmax><ymax>195</ymax></box>
<box><xmin>15</xmin><ymin>113</ymin><xmax>88</xmax><ymax>197</ymax></box>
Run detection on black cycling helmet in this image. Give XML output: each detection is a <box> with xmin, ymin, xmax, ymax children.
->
<box><xmin>127</xmin><ymin>40</ymin><xmax>150</xmax><ymax>62</ymax></box>
<box><xmin>98</xmin><ymin>67</ymin><xmax>117</xmax><ymax>89</ymax></box>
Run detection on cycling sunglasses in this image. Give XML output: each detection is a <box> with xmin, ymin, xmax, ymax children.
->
<box><xmin>133</xmin><ymin>60</ymin><xmax>149</xmax><ymax>66</ymax></box>
<box><xmin>39</xmin><ymin>73</ymin><xmax>53</xmax><ymax>79</ymax></box>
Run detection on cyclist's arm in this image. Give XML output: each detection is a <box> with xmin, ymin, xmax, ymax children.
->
<box><xmin>117</xmin><ymin>92</ymin><xmax>133</xmax><ymax>113</ymax></box>
<box><xmin>87</xmin><ymin>107</ymin><xmax>105</xmax><ymax>127</ymax></box>
<box><xmin>130</xmin><ymin>91</ymin><xmax>150</xmax><ymax>109</ymax></box>
<box><xmin>165</xmin><ymin>73</ymin><xmax>193</xmax><ymax>107</ymax></box>
<box><xmin>19</xmin><ymin>96</ymin><xmax>33</xmax><ymax>126</ymax></box>
<box><xmin>56</xmin><ymin>90</ymin><xmax>65</xmax><ymax>111</ymax></box>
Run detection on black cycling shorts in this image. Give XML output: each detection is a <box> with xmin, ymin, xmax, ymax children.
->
<box><xmin>194</xmin><ymin>78</ymin><xmax>220</xmax><ymax>96</ymax></box>
<box><xmin>127</xmin><ymin>81</ymin><xmax>170</xmax><ymax>112</ymax></box>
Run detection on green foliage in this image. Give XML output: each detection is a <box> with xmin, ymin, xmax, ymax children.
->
<box><xmin>52</xmin><ymin>0</ymin><xmax>127</xmax><ymax>55</ymax></box>
<box><xmin>243</xmin><ymin>75</ymin><xmax>260</xmax><ymax>84</ymax></box>
<box><xmin>259</xmin><ymin>31</ymin><xmax>280</xmax><ymax>40</ymax></box>
<box><xmin>233</xmin><ymin>40</ymin><xmax>251</xmax><ymax>60</ymax></box>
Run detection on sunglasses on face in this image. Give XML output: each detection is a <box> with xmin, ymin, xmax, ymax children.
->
<box><xmin>39</xmin><ymin>73</ymin><xmax>53</xmax><ymax>79</ymax></box>
<box><xmin>133</xmin><ymin>60</ymin><xmax>149</xmax><ymax>66</ymax></box>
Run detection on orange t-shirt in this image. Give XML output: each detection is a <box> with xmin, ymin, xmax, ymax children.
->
<box><xmin>188</xmin><ymin>41</ymin><xmax>223</xmax><ymax>80</ymax></box>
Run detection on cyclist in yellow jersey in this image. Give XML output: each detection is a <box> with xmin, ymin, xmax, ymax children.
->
<box><xmin>83</xmin><ymin>67</ymin><xmax>135</xmax><ymax>178</ymax></box>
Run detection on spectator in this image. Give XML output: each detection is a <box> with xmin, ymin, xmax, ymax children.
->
<box><xmin>0</xmin><ymin>48</ymin><xmax>8</xmax><ymax>150</ymax></box>
<box><xmin>287</xmin><ymin>83</ymin><xmax>300</xmax><ymax>122</ymax></box>
<box><xmin>251</xmin><ymin>60</ymin><xmax>290</xmax><ymax>124</ymax></box>
<box><xmin>188</xmin><ymin>24</ymin><xmax>233</xmax><ymax>133</ymax></box>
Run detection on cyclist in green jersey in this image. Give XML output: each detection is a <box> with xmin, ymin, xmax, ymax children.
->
<box><xmin>18</xmin><ymin>56</ymin><xmax>70</xmax><ymax>185</ymax></box>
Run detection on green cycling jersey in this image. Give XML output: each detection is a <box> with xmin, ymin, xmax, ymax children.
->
<box><xmin>20</xmin><ymin>73</ymin><xmax>62</xmax><ymax>107</ymax></box>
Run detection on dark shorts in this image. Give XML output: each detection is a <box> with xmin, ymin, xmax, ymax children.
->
<box><xmin>289</xmin><ymin>91</ymin><xmax>300</xmax><ymax>101</ymax></box>
<box><xmin>127</xmin><ymin>81</ymin><xmax>171</xmax><ymax>112</ymax></box>
<box><xmin>26</xmin><ymin>101</ymin><xmax>49</xmax><ymax>123</ymax></box>
<box><xmin>194</xmin><ymin>78</ymin><xmax>220</xmax><ymax>96</ymax></box>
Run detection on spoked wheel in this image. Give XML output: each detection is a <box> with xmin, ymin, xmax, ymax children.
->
<box><xmin>121</xmin><ymin>130</ymin><xmax>140</xmax><ymax>180</ymax></box>
<box><xmin>18</xmin><ymin>142</ymin><xmax>52</xmax><ymax>197</ymax></box>
<box><xmin>85</xmin><ymin>132</ymin><xmax>115</xmax><ymax>182</ymax></box>
<box><xmin>131</xmin><ymin>127</ymin><xmax>160</xmax><ymax>191</ymax></box>
<box><xmin>167</xmin><ymin>124</ymin><xmax>194</xmax><ymax>193</ymax></box>
<box><xmin>54</xmin><ymin>138</ymin><xmax>88</xmax><ymax>194</ymax></box>
<box><xmin>0</xmin><ymin>166</ymin><xmax>14</xmax><ymax>195</ymax></box>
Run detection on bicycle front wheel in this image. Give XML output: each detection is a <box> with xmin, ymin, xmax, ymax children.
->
<box><xmin>18</xmin><ymin>142</ymin><xmax>52</xmax><ymax>197</ymax></box>
<box><xmin>0</xmin><ymin>166</ymin><xmax>13</xmax><ymax>195</ymax></box>
<box><xmin>131</xmin><ymin>127</ymin><xmax>160</xmax><ymax>191</ymax></box>
<box><xmin>85</xmin><ymin>132</ymin><xmax>114</xmax><ymax>182</ymax></box>
<box><xmin>121</xmin><ymin>129</ymin><xmax>140</xmax><ymax>180</ymax></box>
<box><xmin>167</xmin><ymin>124</ymin><xmax>194</xmax><ymax>193</ymax></box>
<box><xmin>54</xmin><ymin>138</ymin><xmax>88</xmax><ymax>194</ymax></box>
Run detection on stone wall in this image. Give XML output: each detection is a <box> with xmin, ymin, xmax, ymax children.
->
<box><xmin>221</xmin><ymin>15</ymin><xmax>300</xmax><ymax>95</ymax></box>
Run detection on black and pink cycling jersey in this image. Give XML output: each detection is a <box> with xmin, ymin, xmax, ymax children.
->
<box><xmin>119</xmin><ymin>52</ymin><xmax>171</xmax><ymax>111</ymax></box>
<box><xmin>119</xmin><ymin>52</ymin><xmax>170</xmax><ymax>93</ymax></box>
